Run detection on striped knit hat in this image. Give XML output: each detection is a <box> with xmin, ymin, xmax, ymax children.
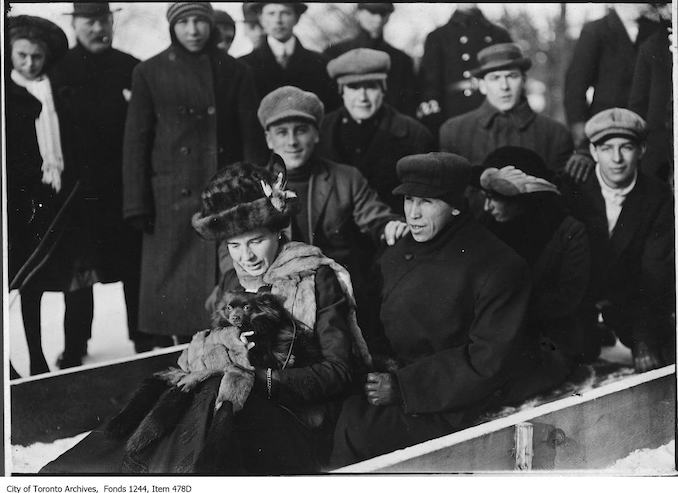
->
<box><xmin>166</xmin><ymin>2</ymin><xmax>215</xmax><ymax>27</ymax></box>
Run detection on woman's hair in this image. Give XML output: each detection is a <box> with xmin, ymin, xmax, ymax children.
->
<box><xmin>6</xmin><ymin>16</ymin><xmax>68</xmax><ymax>73</ymax></box>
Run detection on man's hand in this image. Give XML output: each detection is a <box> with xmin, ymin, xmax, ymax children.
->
<box><xmin>382</xmin><ymin>220</ymin><xmax>409</xmax><ymax>246</ymax></box>
<box><xmin>365</xmin><ymin>372</ymin><xmax>401</xmax><ymax>406</ymax></box>
<box><xmin>564</xmin><ymin>153</ymin><xmax>595</xmax><ymax>183</ymax></box>
<box><xmin>633</xmin><ymin>341</ymin><xmax>662</xmax><ymax>372</ymax></box>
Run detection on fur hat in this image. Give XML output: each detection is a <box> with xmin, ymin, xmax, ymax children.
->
<box><xmin>192</xmin><ymin>155</ymin><xmax>299</xmax><ymax>241</ymax></box>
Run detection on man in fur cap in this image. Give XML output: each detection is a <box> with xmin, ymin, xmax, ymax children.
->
<box><xmin>123</xmin><ymin>2</ymin><xmax>267</xmax><ymax>343</ymax></box>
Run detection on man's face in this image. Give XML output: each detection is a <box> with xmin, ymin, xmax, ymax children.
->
<box><xmin>259</xmin><ymin>4</ymin><xmax>298</xmax><ymax>42</ymax></box>
<box><xmin>11</xmin><ymin>39</ymin><xmax>46</xmax><ymax>80</ymax></box>
<box><xmin>590</xmin><ymin>137</ymin><xmax>644</xmax><ymax>189</ymax></box>
<box><xmin>73</xmin><ymin>14</ymin><xmax>113</xmax><ymax>54</ymax></box>
<box><xmin>342</xmin><ymin>81</ymin><xmax>384</xmax><ymax>122</ymax></box>
<box><xmin>479</xmin><ymin>69</ymin><xmax>525</xmax><ymax>112</ymax></box>
<box><xmin>216</xmin><ymin>24</ymin><xmax>235</xmax><ymax>53</ymax></box>
<box><xmin>265</xmin><ymin>120</ymin><xmax>319</xmax><ymax>169</ymax></box>
<box><xmin>243</xmin><ymin>22</ymin><xmax>265</xmax><ymax>49</ymax></box>
<box><xmin>356</xmin><ymin>9</ymin><xmax>389</xmax><ymax>38</ymax></box>
<box><xmin>173</xmin><ymin>15</ymin><xmax>212</xmax><ymax>52</ymax></box>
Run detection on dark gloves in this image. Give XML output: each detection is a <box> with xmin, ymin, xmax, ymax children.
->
<box><xmin>364</xmin><ymin>372</ymin><xmax>402</xmax><ymax>406</ymax></box>
<box><xmin>127</xmin><ymin>214</ymin><xmax>154</xmax><ymax>234</ymax></box>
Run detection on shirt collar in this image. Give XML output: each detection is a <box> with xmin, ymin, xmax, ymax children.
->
<box><xmin>267</xmin><ymin>35</ymin><xmax>296</xmax><ymax>58</ymax></box>
<box><xmin>595</xmin><ymin>164</ymin><xmax>638</xmax><ymax>198</ymax></box>
<box><xmin>479</xmin><ymin>98</ymin><xmax>536</xmax><ymax>130</ymax></box>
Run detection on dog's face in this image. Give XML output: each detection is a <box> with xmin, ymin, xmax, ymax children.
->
<box><xmin>214</xmin><ymin>291</ymin><xmax>258</xmax><ymax>329</ymax></box>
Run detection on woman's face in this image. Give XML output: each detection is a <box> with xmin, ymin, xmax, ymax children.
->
<box><xmin>483</xmin><ymin>193</ymin><xmax>524</xmax><ymax>223</ymax></box>
<box><xmin>11</xmin><ymin>38</ymin><xmax>47</xmax><ymax>80</ymax></box>
<box><xmin>226</xmin><ymin>228</ymin><xmax>280</xmax><ymax>276</ymax></box>
<box><xmin>403</xmin><ymin>195</ymin><xmax>455</xmax><ymax>242</ymax></box>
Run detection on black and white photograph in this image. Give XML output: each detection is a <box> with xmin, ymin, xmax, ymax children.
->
<box><xmin>2</xmin><ymin>0</ymin><xmax>676</xmax><ymax>479</ymax></box>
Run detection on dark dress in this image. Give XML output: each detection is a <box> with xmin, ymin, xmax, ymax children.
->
<box><xmin>40</xmin><ymin>265</ymin><xmax>354</xmax><ymax>474</ymax></box>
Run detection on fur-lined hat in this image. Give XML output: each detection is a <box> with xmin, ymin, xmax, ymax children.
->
<box><xmin>192</xmin><ymin>155</ymin><xmax>299</xmax><ymax>241</ymax></box>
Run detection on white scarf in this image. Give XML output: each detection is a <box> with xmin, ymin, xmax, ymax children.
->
<box><xmin>595</xmin><ymin>164</ymin><xmax>637</xmax><ymax>236</ymax></box>
<box><xmin>11</xmin><ymin>69</ymin><xmax>65</xmax><ymax>192</ymax></box>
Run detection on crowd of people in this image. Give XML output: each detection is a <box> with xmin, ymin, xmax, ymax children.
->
<box><xmin>5</xmin><ymin>1</ymin><xmax>675</xmax><ymax>474</ymax></box>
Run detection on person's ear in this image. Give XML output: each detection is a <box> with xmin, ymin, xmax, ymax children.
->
<box><xmin>639</xmin><ymin>142</ymin><xmax>647</xmax><ymax>159</ymax></box>
<box><xmin>589</xmin><ymin>142</ymin><xmax>599</xmax><ymax>163</ymax></box>
<box><xmin>478</xmin><ymin>77</ymin><xmax>487</xmax><ymax>96</ymax></box>
<box><xmin>265</xmin><ymin>131</ymin><xmax>275</xmax><ymax>150</ymax></box>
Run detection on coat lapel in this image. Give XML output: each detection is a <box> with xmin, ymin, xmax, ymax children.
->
<box><xmin>581</xmin><ymin>173</ymin><xmax>609</xmax><ymax>243</ymax></box>
<box><xmin>609</xmin><ymin>176</ymin><xmax>647</xmax><ymax>259</ymax></box>
<box><xmin>309</xmin><ymin>158</ymin><xmax>334</xmax><ymax>239</ymax></box>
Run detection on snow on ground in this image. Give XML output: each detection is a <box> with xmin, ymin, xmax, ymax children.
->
<box><xmin>11</xmin><ymin>433</ymin><xmax>89</xmax><ymax>474</ymax></box>
<box><xmin>605</xmin><ymin>441</ymin><xmax>676</xmax><ymax>475</ymax></box>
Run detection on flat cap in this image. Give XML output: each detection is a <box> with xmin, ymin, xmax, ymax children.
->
<box><xmin>249</xmin><ymin>3</ymin><xmax>308</xmax><ymax>16</ymax></box>
<box><xmin>357</xmin><ymin>3</ymin><xmax>395</xmax><ymax>15</ymax></box>
<box><xmin>585</xmin><ymin>108</ymin><xmax>647</xmax><ymax>145</ymax></box>
<box><xmin>258</xmin><ymin>86</ymin><xmax>325</xmax><ymax>129</ymax></box>
<box><xmin>393</xmin><ymin>152</ymin><xmax>472</xmax><ymax>207</ymax></box>
<box><xmin>327</xmin><ymin>48</ymin><xmax>391</xmax><ymax>85</ymax></box>
<box><xmin>471</xmin><ymin>42</ymin><xmax>532</xmax><ymax>78</ymax></box>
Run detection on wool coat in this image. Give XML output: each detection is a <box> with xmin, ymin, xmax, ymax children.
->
<box><xmin>561</xmin><ymin>171</ymin><xmax>675</xmax><ymax>353</ymax></box>
<box><xmin>239</xmin><ymin>37</ymin><xmax>340</xmax><ymax>111</ymax></box>
<box><xmin>324</xmin><ymin>29</ymin><xmax>418</xmax><ymax>116</ymax></box>
<box><xmin>49</xmin><ymin>43</ymin><xmax>141</xmax><ymax>283</ymax></box>
<box><xmin>439</xmin><ymin>100</ymin><xmax>573</xmax><ymax>172</ymax></box>
<box><xmin>417</xmin><ymin>8</ymin><xmax>511</xmax><ymax>133</ymax></box>
<box><xmin>564</xmin><ymin>10</ymin><xmax>661</xmax><ymax>126</ymax></box>
<box><xmin>317</xmin><ymin>104</ymin><xmax>435</xmax><ymax>212</ymax></box>
<box><xmin>123</xmin><ymin>44</ymin><xmax>266</xmax><ymax>336</ymax></box>
<box><xmin>629</xmin><ymin>28</ymin><xmax>673</xmax><ymax>180</ymax></box>
<box><xmin>331</xmin><ymin>215</ymin><xmax>533</xmax><ymax>466</ymax></box>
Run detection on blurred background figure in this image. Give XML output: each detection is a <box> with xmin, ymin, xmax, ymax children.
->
<box><xmin>628</xmin><ymin>1</ymin><xmax>673</xmax><ymax>183</ymax></box>
<box><xmin>319</xmin><ymin>48</ymin><xmax>433</xmax><ymax>212</ymax></box>
<box><xmin>241</xmin><ymin>1</ymin><xmax>265</xmax><ymax>52</ymax></box>
<box><xmin>6</xmin><ymin>13</ymin><xmax>90</xmax><ymax>374</ymax></box>
<box><xmin>214</xmin><ymin>9</ymin><xmax>236</xmax><ymax>53</ymax></box>
<box><xmin>417</xmin><ymin>3</ymin><xmax>511</xmax><ymax>138</ymax></box>
<box><xmin>239</xmin><ymin>2</ymin><xmax>339</xmax><ymax>111</ymax></box>
<box><xmin>325</xmin><ymin>3</ymin><xmax>417</xmax><ymax>116</ymax></box>
<box><xmin>563</xmin><ymin>3</ymin><xmax>662</xmax><ymax>183</ymax></box>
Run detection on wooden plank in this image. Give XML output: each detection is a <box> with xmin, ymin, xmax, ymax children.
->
<box><xmin>514</xmin><ymin>422</ymin><xmax>533</xmax><ymax>470</ymax></box>
<box><xmin>10</xmin><ymin>347</ymin><xmax>184</xmax><ymax>446</ymax></box>
<box><xmin>335</xmin><ymin>365</ymin><xmax>675</xmax><ymax>473</ymax></box>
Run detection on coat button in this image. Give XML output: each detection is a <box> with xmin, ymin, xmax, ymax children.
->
<box><xmin>404</xmin><ymin>253</ymin><xmax>414</xmax><ymax>261</ymax></box>
<box><xmin>461</xmin><ymin>53</ymin><xmax>470</xmax><ymax>61</ymax></box>
<box><xmin>464</xmin><ymin>89</ymin><xmax>472</xmax><ymax>96</ymax></box>
<box><xmin>484</xmin><ymin>36</ymin><xmax>493</xmax><ymax>43</ymax></box>
<box><xmin>463</xmin><ymin>70</ymin><xmax>471</xmax><ymax>78</ymax></box>
<box><xmin>180</xmin><ymin>188</ymin><xmax>191</xmax><ymax>197</ymax></box>
<box><xmin>188</xmin><ymin>108</ymin><xmax>195</xmax><ymax>115</ymax></box>
<box><xmin>169</xmin><ymin>52</ymin><xmax>176</xmax><ymax>61</ymax></box>
<box><xmin>207</xmin><ymin>106</ymin><xmax>216</xmax><ymax>115</ymax></box>
<box><xmin>180</xmin><ymin>146</ymin><xmax>190</xmax><ymax>155</ymax></box>
<box><xmin>459</xmin><ymin>35</ymin><xmax>468</xmax><ymax>44</ymax></box>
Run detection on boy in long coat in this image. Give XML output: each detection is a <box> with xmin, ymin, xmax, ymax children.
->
<box><xmin>123</xmin><ymin>2</ymin><xmax>266</xmax><ymax>340</ymax></box>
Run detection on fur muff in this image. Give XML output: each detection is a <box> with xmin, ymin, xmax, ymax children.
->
<box><xmin>192</xmin><ymin>155</ymin><xmax>299</xmax><ymax>240</ymax></box>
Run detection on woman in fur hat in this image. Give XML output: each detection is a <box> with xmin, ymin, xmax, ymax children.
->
<box><xmin>7</xmin><ymin>15</ymin><xmax>98</xmax><ymax>375</ymax></box>
<box><xmin>41</xmin><ymin>157</ymin><xmax>370</xmax><ymax>474</ymax></box>
<box><xmin>477</xmin><ymin>146</ymin><xmax>592</xmax><ymax>400</ymax></box>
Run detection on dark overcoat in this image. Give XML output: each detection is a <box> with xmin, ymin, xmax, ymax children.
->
<box><xmin>325</xmin><ymin>29</ymin><xmax>418</xmax><ymax>116</ymax></box>
<box><xmin>123</xmin><ymin>44</ymin><xmax>266</xmax><ymax>336</ymax></box>
<box><xmin>417</xmin><ymin>8</ymin><xmax>511</xmax><ymax>131</ymax></box>
<box><xmin>49</xmin><ymin>43</ymin><xmax>140</xmax><ymax>282</ymax></box>
<box><xmin>561</xmin><ymin>172</ymin><xmax>675</xmax><ymax>351</ymax></box>
<box><xmin>564</xmin><ymin>10</ymin><xmax>661</xmax><ymax>126</ymax></box>
<box><xmin>439</xmin><ymin>100</ymin><xmax>573</xmax><ymax>172</ymax></box>
<box><xmin>317</xmin><ymin>104</ymin><xmax>435</xmax><ymax>212</ymax></box>
<box><xmin>239</xmin><ymin>37</ymin><xmax>340</xmax><ymax>111</ymax></box>
<box><xmin>330</xmin><ymin>215</ymin><xmax>533</xmax><ymax>466</ymax></box>
<box><xmin>628</xmin><ymin>28</ymin><xmax>673</xmax><ymax>179</ymax></box>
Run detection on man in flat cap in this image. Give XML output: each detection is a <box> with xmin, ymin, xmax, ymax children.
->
<box><xmin>330</xmin><ymin>152</ymin><xmax>535</xmax><ymax>467</ymax></box>
<box><xmin>49</xmin><ymin>2</ymin><xmax>152</xmax><ymax>360</ymax></box>
<box><xmin>318</xmin><ymin>48</ymin><xmax>434</xmax><ymax>212</ymax></box>
<box><xmin>439</xmin><ymin>42</ymin><xmax>573</xmax><ymax>178</ymax></box>
<box><xmin>417</xmin><ymin>4</ymin><xmax>512</xmax><ymax>138</ymax></box>
<box><xmin>239</xmin><ymin>3</ymin><xmax>339</xmax><ymax>111</ymax></box>
<box><xmin>123</xmin><ymin>2</ymin><xmax>266</xmax><ymax>344</ymax></box>
<box><xmin>324</xmin><ymin>3</ymin><xmax>417</xmax><ymax>116</ymax></box>
<box><xmin>561</xmin><ymin>108</ymin><xmax>674</xmax><ymax>371</ymax></box>
<box><xmin>246</xmin><ymin>85</ymin><xmax>408</xmax><ymax>327</ymax></box>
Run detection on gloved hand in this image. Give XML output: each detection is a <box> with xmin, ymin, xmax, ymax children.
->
<box><xmin>127</xmin><ymin>214</ymin><xmax>154</xmax><ymax>234</ymax></box>
<box><xmin>632</xmin><ymin>340</ymin><xmax>662</xmax><ymax>373</ymax></box>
